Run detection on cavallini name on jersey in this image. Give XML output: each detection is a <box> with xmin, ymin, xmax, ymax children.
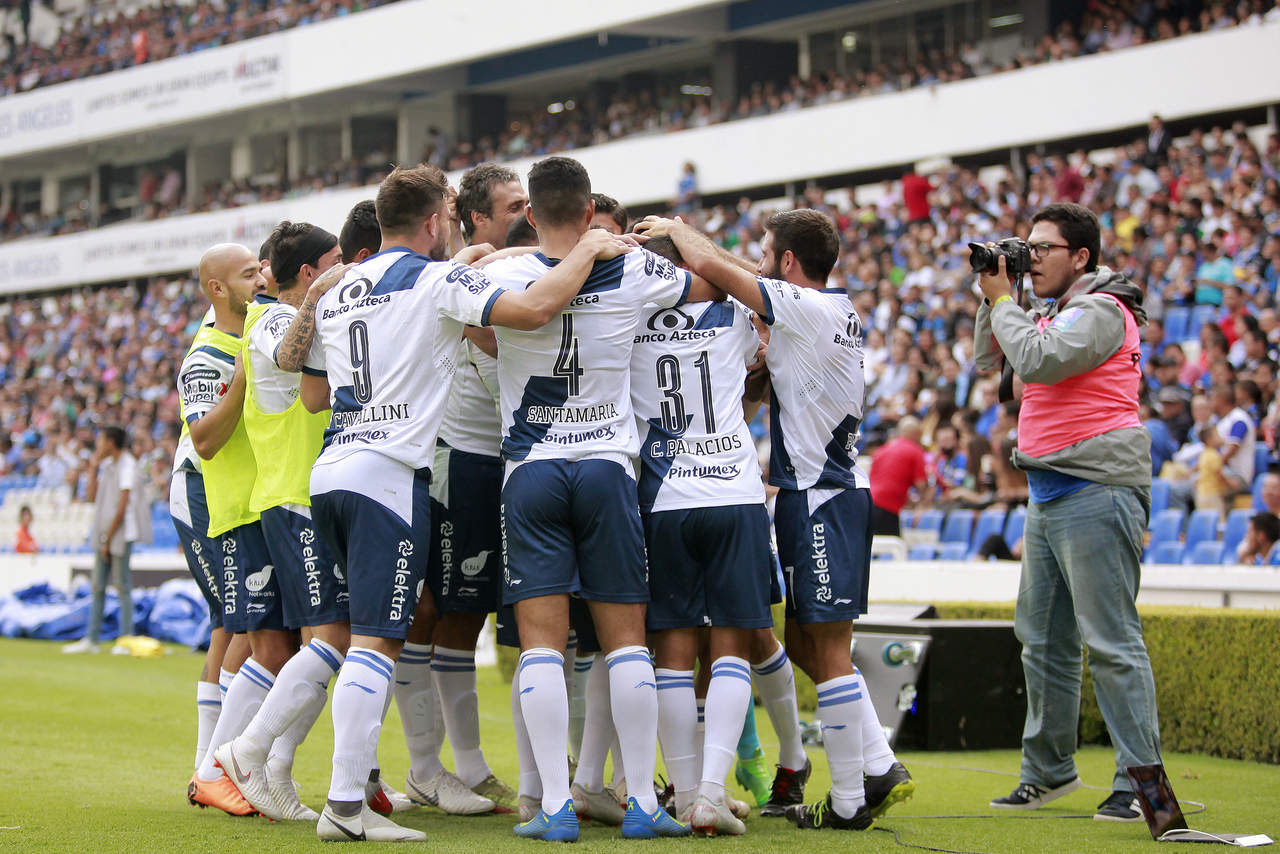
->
<box><xmin>331</xmin><ymin>402</ymin><xmax>411</xmax><ymax>429</ymax></box>
<box><xmin>634</xmin><ymin>328</ymin><xmax>719</xmax><ymax>344</ymax></box>
<box><xmin>526</xmin><ymin>403</ymin><xmax>618</xmax><ymax>425</ymax></box>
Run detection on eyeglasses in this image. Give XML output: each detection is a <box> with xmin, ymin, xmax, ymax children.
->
<box><xmin>1029</xmin><ymin>241</ymin><xmax>1072</xmax><ymax>259</ymax></box>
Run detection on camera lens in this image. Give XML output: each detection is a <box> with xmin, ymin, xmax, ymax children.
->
<box><xmin>967</xmin><ymin>243</ymin><xmax>994</xmax><ymax>274</ymax></box>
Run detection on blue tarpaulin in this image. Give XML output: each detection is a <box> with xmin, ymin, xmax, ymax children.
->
<box><xmin>0</xmin><ymin>579</ymin><xmax>211</xmax><ymax>648</ymax></box>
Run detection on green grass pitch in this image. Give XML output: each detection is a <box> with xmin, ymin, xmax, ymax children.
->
<box><xmin>1</xmin><ymin>636</ymin><xmax>1276</xmax><ymax>853</ymax></box>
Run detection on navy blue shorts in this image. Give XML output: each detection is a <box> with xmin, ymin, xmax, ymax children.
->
<box><xmin>219</xmin><ymin>521</ymin><xmax>285</xmax><ymax>634</ymax></box>
<box><xmin>170</xmin><ymin>470</ymin><xmax>222</xmax><ymax>629</ymax></box>
<box><xmin>500</xmin><ymin>459</ymin><xmax>648</xmax><ymax>606</ymax></box>
<box><xmin>494</xmin><ymin>604</ymin><xmax>520</xmax><ymax>648</ymax></box>
<box><xmin>569</xmin><ymin>597</ymin><xmax>601</xmax><ymax>653</ymax></box>
<box><xmin>428</xmin><ymin>446</ymin><xmax>503</xmax><ymax>615</ymax></box>
<box><xmin>775</xmin><ymin>487</ymin><xmax>873</xmax><ymax>624</ymax></box>
<box><xmin>259</xmin><ymin>505</ymin><xmax>350</xmax><ymax>630</ymax></box>
<box><xmin>311</xmin><ymin>462</ymin><xmax>432</xmax><ymax>640</ymax></box>
<box><xmin>644</xmin><ymin>503</ymin><xmax>774</xmax><ymax>631</ymax></box>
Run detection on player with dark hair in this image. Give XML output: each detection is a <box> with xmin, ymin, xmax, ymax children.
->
<box><xmin>591</xmin><ymin>193</ymin><xmax>628</xmax><ymax>234</ymax></box>
<box><xmin>339</xmin><ymin>200</ymin><xmax>381</xmax><ymax>264</ymax></box>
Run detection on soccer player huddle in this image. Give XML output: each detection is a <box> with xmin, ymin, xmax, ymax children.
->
<box><xmin>173</xmin><ymin>155</ymin><xmax>914</xmax><ymax>843</ymax></box>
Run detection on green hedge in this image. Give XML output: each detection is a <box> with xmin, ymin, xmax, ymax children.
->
<box><xmin>935</xmin><ymin>603</ymin><xmax>1280</xmax><ymax>764</ymax></box>
<box><xmin>495</xmin><ymin>603</ymin><xmax>1280</xmax><ymax>763</ymax></box>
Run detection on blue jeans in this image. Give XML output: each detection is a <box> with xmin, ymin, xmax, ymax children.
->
<box><xmin>87</xmin><ymin>543</ymin><xmax>134</xmax><ymax>643</ymax></box>
<box><xmin>1015</xmin><ymin>482</ymin><xmax>1162</xmax><ymax>793</ymax></box>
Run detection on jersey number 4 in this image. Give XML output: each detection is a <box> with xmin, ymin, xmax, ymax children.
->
<box><xmin>553</xmin><ymin>314</ymin><xmax>584</xmax><ymax>396</ymax></box>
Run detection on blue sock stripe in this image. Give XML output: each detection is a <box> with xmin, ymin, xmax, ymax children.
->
<box><xmin>752</xmin><ymin>651</ymin><xmax>789</xmax><ymax>675</ymax></box>
<box><xmin>574</xmin><ymin>662</ymin><xmax>594</xmax><ymax>672</ymax></box>
<box><xmin>817</xmin><ymin>690</ymin><xmax>863</xmax><ymax>708</ymax></box>
<box><xmin>711</xmin><ymin>661</ymin><xmax>751</xmax><ymax>676</ymax></box>
<box><xmin>655</xmin><ymin>676</ymin><xmax>695</xmax><ymax>685</ymax></box>
<box><xmin>816</xmin><ymin>679</ymin><xmax>861</xmax><ymax>698</ymax></box>
<box><xmin>197</xmin><ymin>700</ymin><xmax>222</xmax><ymax>707</ymax></box>
<box><xmin>606</xmin><ymin>651</ymin><xmax>652</xmax><ymax>669</ymax></box>
<box><xmin>349</xmin><ymin>657</ymin><xmax>394</xmax><ymax>682</ymax></box>
<box><xmin>431</xmin><ymin>651</ymin><xmax>476</xmax><ymax>664</ymax></box>
<box><xmin>398</xmin><ymin>653</ymin><xmax>432</xmax><ymax>665</ymax></box>
<box><xmin>430</xmin><ymin>663</ymin><xmax>476</xmax><ymax>672</ymax></box>
<box><xmin>711</xmin><ymin>668</ymin><xmax>753</xmax><ymax>685</ymax></box>
<box><xmin>346</xmin><ymin>651</ymin><xmax>393</xmax><ymax>680</ymax></box>
<box><xmin>656</xmin><ymin>682</ymin><xmax>695</xmax><ymax>690</ymax></box>
<box><xmin>567</xmin><ymin>630</ymin><xmax>578</xmax><ymax>643</ymax></box>
<box><xmin>238</xmin><ymin>663</ymin><xmax>274</xmax><ymax>691</ymax></box>
<box><xmin>519</xmin><ymin>654</ymin><xmax>563</xmax><ymax>671</ymax></box>
<box><xmin>307</xmin><ymin>640</ymin><xmax>342</xmax><ymax>673</ymax></box>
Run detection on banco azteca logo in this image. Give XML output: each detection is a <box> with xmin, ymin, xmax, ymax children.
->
<box><xmin>647</xmin><ymin>307</ymin><xmax>694</xmax><ymax>332</ymax></box>
<box><xmin>338</xmin><ymin>277</ymin><xmax>374</xmax><ymax>304</ymax></box>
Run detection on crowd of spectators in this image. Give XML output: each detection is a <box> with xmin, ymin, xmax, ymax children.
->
<box><xmin>4</xmin><ymin>0</ymin><xmax>1278</xmax><ymax>245</ymax></box>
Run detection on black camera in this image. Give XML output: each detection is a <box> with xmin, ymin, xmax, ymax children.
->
<box><xmin>968</xmin><ymin>238</ymin><xmax>1032</xmax><ymax>278</ymax></box>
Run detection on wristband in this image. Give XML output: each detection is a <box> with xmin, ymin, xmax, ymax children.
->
<box><xmin>994</xmin><ymin>294</ymin><xmax>1012</xmax><ymax>307</ymax></box>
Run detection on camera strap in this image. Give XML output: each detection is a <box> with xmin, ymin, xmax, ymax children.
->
<box><xmin>997</xmin><ymin>274</ymin><xmax>1024</xmax><ymax>403</ymax></box>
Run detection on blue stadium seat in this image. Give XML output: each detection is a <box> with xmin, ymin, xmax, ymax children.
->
<box><xmin>1188</xmin><ymin>540</ymin><xmax>1224</xmax><ymax>565</ymax></box>
<box><xmin>1183</xmin><ymin>509</ymin><xmax>1220</xmax><ymax>554</ymax></box>
<box><xmin>900</xmin><ymin>509</ymin><xmax>916</xmax><ymax>530</ymax></box>
<box><xmin>1151</xmin><ymin>541</ymin><xmax>1184</xmax><ymax>564</ymax></box>
<box><xmin>968</xmin><ymin>508</ymin><xmax>1007</xmax><ymax>556</ymax></box>
<box><xmin>1221</xmin><ymin>508</ymin><xmax>1252</xmax><ymax>556</ymax></box>
<box><xmin>1188</xmin><ymin>305</ymin><xmax>1218</xmax><ymax>341</ymax></box>
<box><xmin>908</xmin><ymin>543</ymin><xmax>937</xmax><ymax>561</ymax></box>
<box><xmin>915</xmin><ymin>509</ymin><xmax>944</xmax><ymax>536</ymax></box>
<box><xmin>1253</xmin><ymin>443</ymin><xmax>1272</xmax><ymax>481</ymax></box>
<box><xmin>940</xmin><ymin>509</ymin><xmax>974</xmax><ymax>544</ymax></box>
<box><xmin>1253</xmin><ymin>473</ymin><xmax>1268</xmax><ymax>512</ymax></box>
<box><xmin>1003</xmin><ymin>506</ymin><xmax>1027</xmax><ymax>546</ymax></box>
<box><xmin>1150</xmin><ymin>478</ymin><xmax>1171</xmax><ymax>518</ymax></box>
<box><xmin>1148</xmin><ymin>508</ymin><xmax>1185</xmax><ymax>549</ymax></box>
<box><xmin>937</xmin><ymin>541</ymin><xmax>969</xmax><ymax>560</ymax></box>
<box><xmin>1164</xmin><ymin>306</ymin><xmax>1190</xmax><ymax>342</ymax></box>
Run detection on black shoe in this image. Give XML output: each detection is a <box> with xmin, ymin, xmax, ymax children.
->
<box><xmin>760</xmin><ymin>758</ymin><xmax>812</xmax><ymax>817</ymax></box>
<box><xmin>864</xmin><ymin>761</ymin><xmax>916</xmax><ymax>818</ymax></box>
<box><xmin>785</xmin><ymin>793</ymin><xmax>872</xmax><ymax>830</ymax></box>
<box><xmin>989</xmin><ymin>777</ymin><xmax>1081</xmax><ymax>810</ymax></box>
<box><xmin>656</xmin><ymin>776</ymin><xmax>676</xmax><ymax>818</ymax></box>
<box><xmin>1094</xmin><ymin>790</ymin><xmax>1143</xmax><ymax>822</ymax></box>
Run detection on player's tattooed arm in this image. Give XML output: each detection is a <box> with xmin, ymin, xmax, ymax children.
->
<box><xmin>275</xmin><ymin>263</ymin><xmax>351</xmax><ymax>372</ymax></box>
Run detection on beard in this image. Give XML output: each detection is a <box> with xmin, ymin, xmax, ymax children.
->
<box><xmin>760</xmin><ymin>258</ymin><xmax>782</xmax><ymax>280</ymax></box>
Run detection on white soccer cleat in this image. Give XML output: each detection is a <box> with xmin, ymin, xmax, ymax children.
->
<box><xmin>727</xmin><ymin>795</ymin><xmax>751</xmax><ymax>819</ymax></box>
<box><xmin>212</xmin><ymin>739</ymin><xmax>281</xmax><ymax>820</ymax></box>
<box><xmin>689</xmin><ymin>793</ymin><xmax>747</xmax><ymax>836</ymax></box>
<box><xmin>405</xmin><ymin>768</ymin><xmax>494</xmax><ymax>815</ymax></box>
<box><xmin>570</xmin><ymin>783</ymin><xmax>625</xmax><ymax>826</ymax></box>
<box><xmin>378</xmin><ymin>780</ymin><xmax>415</xmax><ymax>813</ymax></box>
<box><xmin>265</xmin><ymin>763</ymin><xmax>319</xmax><ymax>821</ymax></box>
<box><xmin>517</xmin><ymin>794</ymin><xmax>540</xmax><ymax>824</ymax></box>
<box><xmin>62</xmin><ymin>638</ymin><xmax>98</xmax><ymax>654</ymax></box>
<box><xmin>317</xmin><ymin>802</ymin><xmax>426</xmax><ymax>842</ymax></box>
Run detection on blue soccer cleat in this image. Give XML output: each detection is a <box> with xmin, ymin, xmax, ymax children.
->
<box><xmin>621</xmin><ymin>796</ymin><xmax>692</xmax><ymax>839</ymax></box>
<box><xmin>513</xmin><ymin>799</ymin><xmax>580</xmax><ymax>842</ymax></box>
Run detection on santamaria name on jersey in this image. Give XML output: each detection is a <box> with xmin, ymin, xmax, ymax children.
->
<box><xmin>332</xmin><ymin>402</ymin><xmax>410</xmax><ymax>429</ymax></box>
<box><xmin>526</xmin><ymin>403</ymin><xmax>618</xmax><ymax>425</ymax></box>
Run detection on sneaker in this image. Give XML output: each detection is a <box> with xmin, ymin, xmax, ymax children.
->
<box><xmin>265</xmin><ymin>764</ymin><xmax>319</xmax><ymax>821</ymax></box>
<box><xmin>689</xmin><ymin>794</ymin><xmax>746</xmax><ymax>836</ymax></box>
<box><xmin>212</xmin><ymin>739</ymin><xmax>280</xmax><ymax>819</ymax></box>
<box><xmin>727</xmin><ymin>795</ymin><xmax>750</xmax><ymax>820</ymax></box>
<box><xmin>379</xmin><ymin>780</ymin><xmax>415</xmax><ymax>813</ymax></box>
<box><xmin>110</xmin><ymin>643</ymin><xmax>131</xmax><ymax>655</ymax></box>
<box><xmin>621</xmin><ymin>796</ymin><xmax>692</xmax><ymax>839</ymax></box>
<box><xmin>62</xmin><ymin>638</ymin><xmax>98</xmax><ymax>654</ymax></box>
<box><xmin>990</xmin><ymin>777</ymin><xmax>1082</xmax><ymax>810</ymax></box>
<box><xmin>187</xmin><ymin>773</ymin><xmax>258</xmax><ymax>816</ymax></box>
<box><xmin>760</xmin><ymin>758</ymin><xmax>811</xmax><ymax>817</ymax></box>
<box><xmin>406</xmin><ymin>768</ymin><xmax>494</xmax><ymax>815</ymax></box>
<box><xmin>317</xmin><ymin>801</ymin><xmax>426</xmax><ymax>842</ymax></box>
<box><xmin>865</xmin><ymin>761</ymin><xmax>915</xmax><ymax>818</ymax></box>
<box><xmin>786</xmin><ymin>793</ymin><xmax>872</xmax><ymax>830</ymax></box>
<box><xmin>571</xmin><ymin>783</ymin><xmax>625</xmax><ymax>826</ymax></box>
<box><xmin>513</xmin><ymin>799</ymin><xmax>579</xmax><ymax>842</ymax></box>
<box><xmin>1094</xmin><ymin>790</ymin><xmax>1143</xmax><ymax>822</ymax></box>
<box><xmin>735</xmin><ymin>746</ymin><xmax>772</xmax><ymax>807</ymax></box>
<box><xmin>471</xmin><ymin>773</ymin><xmax>517</xmax><ymax>814</ymax></box>
<box><xmin>517</xmin><ymin>794</ymin><xmax>540</xmax><ymax>824</ymax></box>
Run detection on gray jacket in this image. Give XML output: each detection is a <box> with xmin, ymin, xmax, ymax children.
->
<box><xmin>974</xmin><ymin>267</ymin><xmax>1151</xmax><ymax>488</ymax></box>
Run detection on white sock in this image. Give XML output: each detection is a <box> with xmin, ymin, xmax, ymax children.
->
<box><xmin>394</xmin><ymin>643</ymin><xmax>444</xmax><ymax>781</ymax></box>
<box><xmin>699</xmin><ymin>657</ymin><xmax>751</xmax><ymax>802</ymax></box>
<box><xmin>563</xmin><ymin>629</ymin><xmax>579</xmax><ymax>693</ymax></box>
<box><xmin>196</xmin><ymin>658</ymin><xmax>274</xmax><ymax>780</ymax></box>
<box><xmin>238</xmin><ymin>639</ymin><xmax>341</xmax><ymax>765</ymax></box>
<box><xmin>606</xmin><ymin>645</ymin><xmax>659</xmax><ymax>813</ymax></box>
<box><xmin>511</xmin><ymin>671</ymin><xmax>541</xmax><ymax>799</ymax></box>
<box><xmin>609</xmin><ymin>732</ymin><xmax>626</xmax><ymax>792</ymax></box>
<box><xmin>329</xmin><ymin>648</ymin><xmax>394</xmax><ymax>803</ymax></box>
<box><xmin>267</xmin><ymin>680</ymin><xmax>328</xmax><ymax>774</ymax></box>
<box><xmin>816</xmin><ymin>674</ymin><xmax>866</xmax><ymax>818</ymax></box>
<box><xmin>432</xmin><ymin>646</ymin><xmax>491</xmax><ymax>787</ymax></box>
<box><xmin>753</xmin><ymin>643</ymin><xmax>807</xmax><ymax>771</ymax></box>
<box><xmin>568</xmin><ymin>652</ymin><xmax>593</xmax><ymax>762</ymax></box>
<box><xmin>219</xmin><ymin>668</ymin><xmax>235</xmax><ymax>698</ymax></box>
<box><xmin>855</xmin><ymin>667</ymin><xmax>896</xmax><ymax>775</ymax></box>
<box><xmin>195</xmin><ymin>681</ymin><xmax>222</xmax><ymax>769</ymax></box>
<box><xmin>655</xmin><ymin>668</ymin><xmax>698</xmax><ymax>814</ymax></box>
<box><xmin>694</xmin><ymin>701</ymin><xmax>705</xmax><ymax>784</ymax></box>
<box><xmin>518</xmin><ymin>648</ymin><xmax>570</xmax><ymax>815</ymax></box>
<box><xmin>571</xmin><ymin>652</ymin><xmax>612</xmax><ymax>792</ymax></box>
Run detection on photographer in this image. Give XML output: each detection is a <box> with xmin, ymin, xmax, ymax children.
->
<box><xmin>973</xmin><ymin>203</ymin><xmax>1163</xmax><ymax>822</ymax></box>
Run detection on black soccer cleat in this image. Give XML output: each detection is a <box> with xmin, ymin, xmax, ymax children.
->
<box><xmin>760</xmin><ymin>757</ymin><xmax>812</xmax><ymax>817</ymax></box>
<box><xmin>864</xmin><ymin>761</ymin><xmax>916</xmax><ymax>818</ymax></box>
<box><xmin>785</xmin><ymin>793</ymin><xmax>872</xmax><ymax>830</ymax></box>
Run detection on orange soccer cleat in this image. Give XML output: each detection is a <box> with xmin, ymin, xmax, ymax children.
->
<box><xmin>187</xmin><ymin>772</ymin><xmax>259</xmax><ymax>816</ymax></box>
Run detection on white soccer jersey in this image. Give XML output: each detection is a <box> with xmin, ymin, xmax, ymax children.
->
<box><xmin>172</xmin><ymin>333</ymin><xmax>237</xmax><ymax>474</ymax></box>
<box><xmin>631</xmin><ymin>298</ymin><xmax>764</xmax><ymax>513</ymax></box>
<box><xmin>438</xmin><ymin>341</ymin><xmax>502</xmax><ymax>457</ymax></box>
<box><xmin>486</xmin><ymin>249</ymin><xmax>690</xmax><ymax>465</ymax></box>
<box><xmin>248</xmin><ymin>299</ymin><xmax>304</xmax><ymax>414</ymax></box>
<box><xmin>304</xmin><ymin>247</ymin><xmax>506</xmax><ymax>473</ymax></box>
<box><xmin>756</xmin><ymin>278</ymin><xmax>870</xmax><ymax>491</ymax></box>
